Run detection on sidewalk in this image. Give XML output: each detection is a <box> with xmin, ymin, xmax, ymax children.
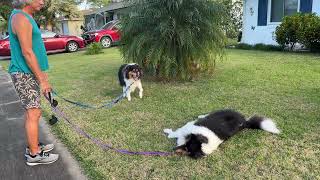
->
<box><xmin>0</xmin><ymin>65</ymin><xmax>87</xmax><ymax>180</ymax></box>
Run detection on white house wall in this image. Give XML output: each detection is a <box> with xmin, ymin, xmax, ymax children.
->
<box><xmin>313</xmin><ymin>0</ymin><xmax>320</xmax><ymax>15</ymax></box>
<box><xmin>242</xmin><ymin>0</ymin><xmax>320</xmax><ymax>45</ymax></box>
<box><xmin>242</xmin><ymin>0</ymin><xmax>278</xmax><ymax>45</ymax></box>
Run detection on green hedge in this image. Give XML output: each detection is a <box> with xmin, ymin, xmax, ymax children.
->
<box><xmin>235</xmin><ymin>43</ymin><xmax>282</xmax><ymax>51</ymax></box>
<box><xmin>275</xmin><ymin>13</ymin><xmax>320</xmax><ymax>52</ymax></box>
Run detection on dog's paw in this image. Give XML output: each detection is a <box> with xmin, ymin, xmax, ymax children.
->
<box><xmin>198</xmin><ymin>114</ymin><xmax>209</xmax><ymax>119</ymax></box>
<box><xmin>163</xmin><ymin>128</ymin><xmax>173</xmax><ymax>134</ymax></box>
<box><xmin>164</xmin><ymin>129</ymin><xmax>177</xmax><ymax>138</ymax></box>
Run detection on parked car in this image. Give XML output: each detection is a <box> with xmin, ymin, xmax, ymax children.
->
<box><xmin>82</xmin><ymin>20</ymin><xmax>121</xmax><ymax>48</ymax></box>
<box><xmin>0</xmin><ymin>30</ymin><xmax>85</xmax><ymax>56</ymax></box>
<box><xmin>0</xmin><ymin>36</ymin><xmax>10</xmax><ymax>56</ymax></box>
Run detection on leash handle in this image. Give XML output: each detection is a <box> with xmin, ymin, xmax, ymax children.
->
<box><xmin>46</xmin><ymin>91</ymin><xmax>58</xmax><ymax>108</ymax></box>
<box><xmin>44</xmin><ymin>91</ymin><xmax>59</xmax><ymax>125</ymax></box>
<box><xmin>48</xmin><ymin>92</ymin><xmax>53</xmax><ymax>104</ymax></box>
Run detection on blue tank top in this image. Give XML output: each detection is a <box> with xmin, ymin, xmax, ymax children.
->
<box><xmin>8</xmin><ymin>9</ymin><xmax>49</xmax><ymax>74</ymax></box>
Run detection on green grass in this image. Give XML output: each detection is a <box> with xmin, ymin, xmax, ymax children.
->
<box><xmin>1</xmin><ymin>48</ymin><xmax>320</xmax><ymax>179</ymax></box>
<box><xmin>226</xmin><ymin>38</ymin><xmax>239</xmax><ymax>47</ymax></box>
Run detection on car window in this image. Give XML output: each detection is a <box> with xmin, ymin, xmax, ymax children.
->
<box><xmin>100</xmin><ymin>20</ymin><xmax>119</xmax><ymax>30</ymax></box>
<box><xmin>101</xmin><ymin>21</ymin><xmax>115</xmax><ymax>30</ymax></box>
<box><xmin>41</xmin><ymin>31</ymin><xmax>57</xmax><ymax>38</ymax></box>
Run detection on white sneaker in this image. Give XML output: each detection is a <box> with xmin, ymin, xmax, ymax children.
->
<box><xmin>25</xmin><ymin>151</ymin><xmax>59</xmax><ymax>166</ymax></box>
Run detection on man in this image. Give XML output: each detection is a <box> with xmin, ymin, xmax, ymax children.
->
<box><xmin>8</xmin><ymin>0</ymin><xmax>59</xmax><ymax>166</ymax></box>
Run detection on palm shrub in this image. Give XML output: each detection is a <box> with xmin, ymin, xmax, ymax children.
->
<box><xmin>85</xmin><ymin>42</ymin><xmax>103</xmax><ymax>55</ymax></box>
<box><xmin>120</xmin><ymin>0</ymin><xmax>226</xmax><ymax>80</ymax></box>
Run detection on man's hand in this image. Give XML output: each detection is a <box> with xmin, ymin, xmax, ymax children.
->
<box><xmin>40</xmin><ymin>73</ymin><xmax>51</xmax><ymax>95</ymax></box>
<box><xmin>40</xmin><ymin>79</ymin><xmax>52</xmax><ymax>95</ymax></box>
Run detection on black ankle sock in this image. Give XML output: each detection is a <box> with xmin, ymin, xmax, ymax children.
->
<box><xmin>29</xmin><ymin>150</ymin><xmax>42</xmax><ymax>158</ymax></box>
<box><xmin>29</xmin><ymin>154</ymin><xmax>37</xmax><ymax>158</ymax></box>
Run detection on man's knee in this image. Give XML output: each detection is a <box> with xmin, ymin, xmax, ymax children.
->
<box><xmin>26</xmin><ymin>108</ymin><xmax>42</xmax><ymax>120</ymax></box>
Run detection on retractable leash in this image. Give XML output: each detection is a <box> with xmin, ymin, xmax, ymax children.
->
<box><xmin>51</xmin><ymin>82</ymin><xmax>135</xmax><ymax>109</ymax></box>
<box><xmin>44</xmin><ymin>92</ymin><xmax>174</xmax><ymax>157</ymax></box>
<box><xmin>47</xmin><ymin>92</ymin><xmax>59</xmax><ymax>125</ymax></box>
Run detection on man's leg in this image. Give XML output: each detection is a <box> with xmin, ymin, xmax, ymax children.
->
<box><xmin>12</xmin><ymin>73</ymin><xmax>58</xmax><ymax>165</ymax></box>
<box><xmin>25</xmin><ymin>108</ymin><xmax>41</xmax><ymax>155</ymax></box>
<box><xmin>24</xmin><ymin>107</ymin><xmax>59</xmax><ymax>166</ymax></box>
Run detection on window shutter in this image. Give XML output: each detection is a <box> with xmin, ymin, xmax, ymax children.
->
<box><xmin>300</xmin><ymin>0</ymin><xmax>313</xmax><ymax>13</ymax></box>
<box><xmin>258</xmin><ymin>0</ymin><xmax>268</xmax><ymax>26</ymax></box>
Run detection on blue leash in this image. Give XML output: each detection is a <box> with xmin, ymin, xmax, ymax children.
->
<box><xmin>45</xmin><ymin>93</ymin><xmax>174</xmax><ymax>156</ymax></box>
<box><xmin>52</xmin><ymin>82</ymin><xmax>134</xmax><ymax>109</ymax></box>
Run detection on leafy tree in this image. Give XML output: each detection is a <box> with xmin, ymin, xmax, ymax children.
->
<box><xmin>275</xmin><ymin>13</ymin><xmax>301</xmax><ymax>50</ymax></box>
<box><xmin>275</xmin><ymin>13</ymin><xmax>320</xmax><ymax>52</ymax></box>
<box><xmin>0</xmin><ymin>17</ymin><xmax>6</xmax><ymax>32</ymax></box>
<box><xmin>220</xmin><ymin>0</ymin><xmax>243</xmax><ymax>39</ymax></box>
<box><xmin>87</xmin><ymin>0</ymin><xmax>111</xmax><ymax>8</ymax></box>
<box><xmin>0</xmin><ymin>0</ymin><xmax>81</xmax><ymax>31</ymax></box>
<box><xmin>35</xmin><ymin>0</ymin><xmax>81</xmax><ymax>29</ymax></box>
<box><xmin>0</xmin><ymin>1</ymin><xmax>11</xmax><ymax>21</ymax></box>
<box><xmin>120</xmin><ymin>0</ymin><xmax>226</xmax><ymax>80</ymax></box>
<box><xmin>0</xmin><ymin>0</ymin><xmax>12</xmax><ymax>32</ymax></box>
<box><xmin>297</xmin><ymin>13</ymin><xmax>320</xmax><ymax>52</ymax></box>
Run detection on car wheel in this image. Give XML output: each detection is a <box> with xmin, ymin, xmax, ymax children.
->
<box><xmin>66</xmin><ymin>41</ymin><xmax>79</xmax><ymax>52</ymax></box>
<box><xmin>100</xmin><ymin>36</ymin><xmax>112</xmax><ymax>48</ymax></box>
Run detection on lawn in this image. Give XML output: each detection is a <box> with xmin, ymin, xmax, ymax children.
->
<box><xmin>1</xmin><ymin>48</ymin><xmax>320</xmax><ymax>179</ymax></box>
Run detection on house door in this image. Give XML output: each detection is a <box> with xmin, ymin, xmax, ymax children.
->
<box><xmin>62</xmin><ymin>22</ymin><xmax>69</xmax><ymax>35</ymax></box>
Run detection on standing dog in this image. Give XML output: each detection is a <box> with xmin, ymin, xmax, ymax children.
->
<box><xmin>118</xmin><ymin>63</ymin><xmax>143</xmax><ymax>101</ymax></box>
<box><xmin>164</xmin><ymin>109</ymin><xmax>280</xmax><ymax>159</ymax></box>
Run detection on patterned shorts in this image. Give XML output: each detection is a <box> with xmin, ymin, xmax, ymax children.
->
<box><xmin>11</xmin><ymin>73</ymin><xmax>41</xmax><ymax>109</ymax></box>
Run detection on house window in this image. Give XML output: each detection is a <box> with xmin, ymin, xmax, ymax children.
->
<box><xmin>271</xmin><ymin>0</ymin><xmax>298</xmax><ymax>22</ymax></box>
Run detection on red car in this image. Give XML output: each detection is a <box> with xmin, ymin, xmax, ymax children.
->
<box><xmin>0</xmin><ymin>30</ymin><xmax>85</xmax><ymax>56</ymax></box>
<box><xmin>0</xmin><ymin>36</ymin><xmax>10</xmax><ymax>56</ymax></box>
<box><xmin>83</xmin><ymin>20</ymin><xmax>121</xmax><ymax>48</ymax></box>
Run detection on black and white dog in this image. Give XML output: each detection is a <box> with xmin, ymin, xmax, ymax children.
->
<box><xmin>164</xmin><ymin>109</ymin><xmax>280</xmax><ymax>159</ymax></box>
<box><xmin>118</xmin><ymin>63</ymin><xmax>143</xmax><ymax>101</ymax></box>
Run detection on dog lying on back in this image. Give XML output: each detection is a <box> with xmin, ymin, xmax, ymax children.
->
<box><xmin>164</xmin><ymin>109</ymin><xmax>280</xmax><ymax>159</ymax></box>
<box><xmin>118</xmin><ymin>63</ymin><xmax>143</xmax><ymax>101</ymax></box>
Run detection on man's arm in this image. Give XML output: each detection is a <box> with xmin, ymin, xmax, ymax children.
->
<box><xmin>11</xmin><ymin>14</ymin><xmax>51</xmax><ymax>94</ymax></box>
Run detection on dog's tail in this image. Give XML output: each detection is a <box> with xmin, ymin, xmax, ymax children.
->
<box><xmin>245</xmin><ymin>116</ymin><xmax>280</xmax><ymax>134</ymax></box>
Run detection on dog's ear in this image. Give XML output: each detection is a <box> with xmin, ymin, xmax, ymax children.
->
<box><xmin>139</xmin><ymin>66</ymin><xmax>143</xmax><ymax>77</ymax></box>
<box><xmin>124</xmin><ymin>66</ymin><xmax>131</xmax><ymax>79</ymax></box>
<box><xmin>174</xmin><ymin>145</ymin><xmax>188</xmax><ymax>155</ymax></box>
<box><xmin>195</xmin><ymin>134</ymin><xmax>208</xmax><ymax>144</ymax></box>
